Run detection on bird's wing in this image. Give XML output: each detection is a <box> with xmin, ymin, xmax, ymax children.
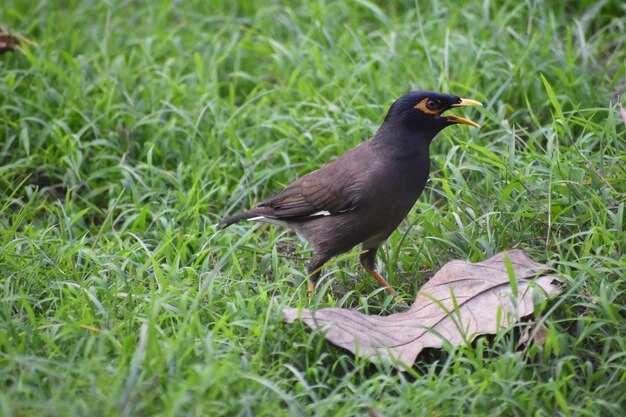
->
<box><xmin>260</xmin><ymin>164</ymin><xmax>359</xmax><ymax>219</ymax></box>
<box><xmin>259</xmin><ymin>143</ymin><xmax>372</xmax><ymax>219</ymax></box>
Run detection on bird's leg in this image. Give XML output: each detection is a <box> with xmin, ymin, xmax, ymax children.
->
<box><xmin>306</xmin><ymin>280</ymin><xmax>315</xmax><ymax>295</ymax></box>
<box><xmin>367</xmin><ymin>269</ymin><xmax>396</xmax><ymax>295</ymax></box>
<box><xmin>306</xmin><ymin>254</ymin><xmax>328</xmax><ymax>296</ymax></box>
<box><xmin>359</xmin><ymin>247</ymin><xmax>396</xmax><ymax>295</ymax></box>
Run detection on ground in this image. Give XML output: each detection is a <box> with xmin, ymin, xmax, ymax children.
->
<box><xmin>1</xmin><ymin>1</ymin><xmax>625</xmax><ymax>416</ymax></box>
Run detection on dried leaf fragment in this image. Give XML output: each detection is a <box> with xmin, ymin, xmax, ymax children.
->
<box><xmin>0</xmin><ymin>26</ymin><xmax>36</xmax><ymax>54</ymax></box>
<box><xmin>520</xmin><ymin>320</ymin><xmax>549</xmax><ymax>348</ymax></box>
<box><xmin>284</xmin><ymin>249</ymin><xmax>562</xmax><ymax>367</ymax></box>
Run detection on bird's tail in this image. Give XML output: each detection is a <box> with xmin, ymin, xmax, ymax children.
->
<box><xmin>218</xmin><ymin>207</ymin><xmax>273</xmax><ymax>228</ymax></box>
<box><xmin>219</xmin><ymin>212</ymin><xmax>253</xmax><ymax>228</ymax></box>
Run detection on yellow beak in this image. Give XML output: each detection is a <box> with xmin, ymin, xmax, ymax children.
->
<box><xmin>451</xmin><ymin>98</ymin><xmax>483</xmax><ymax>108</ymax></box>
<box><xmin>446</xmin><ymin>98</ymin><xmax>482</xmax><ymax>128</ymax></box>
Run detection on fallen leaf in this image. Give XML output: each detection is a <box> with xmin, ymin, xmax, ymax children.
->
<box><xmin>284</xmin><ymin>249</ymin><xmax>562</xmax><ymax>367</ymax></box>
<box><xmin>519</xmin><ymin>320</ymin><xmax>549</xmax><ymax>348</ymax></box>
<box><xmin>532</xmin><ymin>323</ymin><xmax>549</xmax><ymax>346</ymax></box>
<box><xmin>363</xmin><ymin>406</ymin><xmax>384</xmax><ymax>417</ymax></box>
<box><xmin>0</xmin><ymin>26</ymin><xmax>36</xmax><ymax>54</ymax></box>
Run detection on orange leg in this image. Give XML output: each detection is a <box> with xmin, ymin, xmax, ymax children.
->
<box><xmin>365</xmin><ymin>268</ymin><xmax>396</xmax><ymax>295</ymax></box>
<box><xmin>307</xmin><ymin>280</ymin><xmax>316</xmax><ymax>296</ymax></box>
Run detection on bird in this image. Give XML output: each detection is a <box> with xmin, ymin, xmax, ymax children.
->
<box><xmin>221</xmin><ymin>91</ymin><xmax>481</xmax><ymax>295</ymax></box>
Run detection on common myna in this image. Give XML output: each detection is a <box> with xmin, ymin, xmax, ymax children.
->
<box><xmin>221</xmin><ymin>91</ymin><xmax>481</xmax><ymax>294</ymax></box>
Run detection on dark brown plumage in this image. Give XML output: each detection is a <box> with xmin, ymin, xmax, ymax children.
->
<box><xmin>221</xmin><ymin>91</ymin><xmax>481</xmax><ymax>294</ymax></box>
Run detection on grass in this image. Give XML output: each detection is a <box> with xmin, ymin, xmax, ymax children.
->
<box><xmin>1</xmin><ymin>0</ymin><xmax>625</xmax><ymax>415</ymax></box>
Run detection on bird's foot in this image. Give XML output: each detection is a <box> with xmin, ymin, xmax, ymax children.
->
<box><xmin>306</xmin><ymin>280</ymin><xmax>316</xmax><ymax>297</ymax></box>
<box><xmin>393</xmin><ymin>295</ymin><xmax>408</xmax><ymax>308</ymax></box>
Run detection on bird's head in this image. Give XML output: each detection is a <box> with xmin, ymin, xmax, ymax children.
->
<box><xmin>383</xmin><ymin>91</ymin><xmax>482</xmax><ymax>133</ymax></box>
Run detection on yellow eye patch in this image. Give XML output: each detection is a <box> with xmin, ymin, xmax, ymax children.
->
<box><xmin>414</xmin><ymin>98</ymin><xmax>441</xmax><ymax>115</ymax></box>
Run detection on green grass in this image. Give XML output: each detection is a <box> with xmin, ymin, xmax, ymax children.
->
<box><xmin>1</xmin><ymin>0</ymin><xmax>625</xmax><ymax>416</ymax></box>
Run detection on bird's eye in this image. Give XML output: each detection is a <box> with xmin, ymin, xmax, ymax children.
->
<box><xmin>426</xmin><ymin>100</ymin><xmax>440</xmax><ymax>111</ymax></box>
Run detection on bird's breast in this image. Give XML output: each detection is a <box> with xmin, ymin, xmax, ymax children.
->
<box><xmin>355</xmin><ymin>156</ymin><xmax>429</xmax><ymax>229</ymax></box>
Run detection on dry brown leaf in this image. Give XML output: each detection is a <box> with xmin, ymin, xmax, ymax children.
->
<box><xmin>520</xmin><ymin>320</ymin><xmax>549</xmax><ymax>348</ymax></box>
<box><xmin>363</xmin><ymin>406</ymin><xmax>385</xmax><ymax>417</ymax></box>
<box><xmin>0</xmin><ymin>26</ymin><xmax>36</xmax><ymax>54</ymax></box>
<box><xmin>532</xmin><ymin>323</ymin><xmax>549</xmax><ymax>346</ymax></box>
<box><xmin>284</xmin><ymin>249</ymin><xmax>562</xmax><ymax>367</ymax></box>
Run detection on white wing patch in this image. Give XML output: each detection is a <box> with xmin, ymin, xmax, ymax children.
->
<box><xmin>247</xmin><ymin>210</ymin><xmax>331</xmax><ymax>224</ymax></box>
<box><xmin>247</xmin><ymin>216</ymin><xmax>266</xmax><ymax>221</ymax></box>
<box><xmin>246</xmin><ymin>216</ymin><xmax>288</xmax><ymax>227</ymax></box>
<box><xmin>310</xmin><ymin>210</ymin><xmax>331</xmax><ymax>217</ymax></box>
